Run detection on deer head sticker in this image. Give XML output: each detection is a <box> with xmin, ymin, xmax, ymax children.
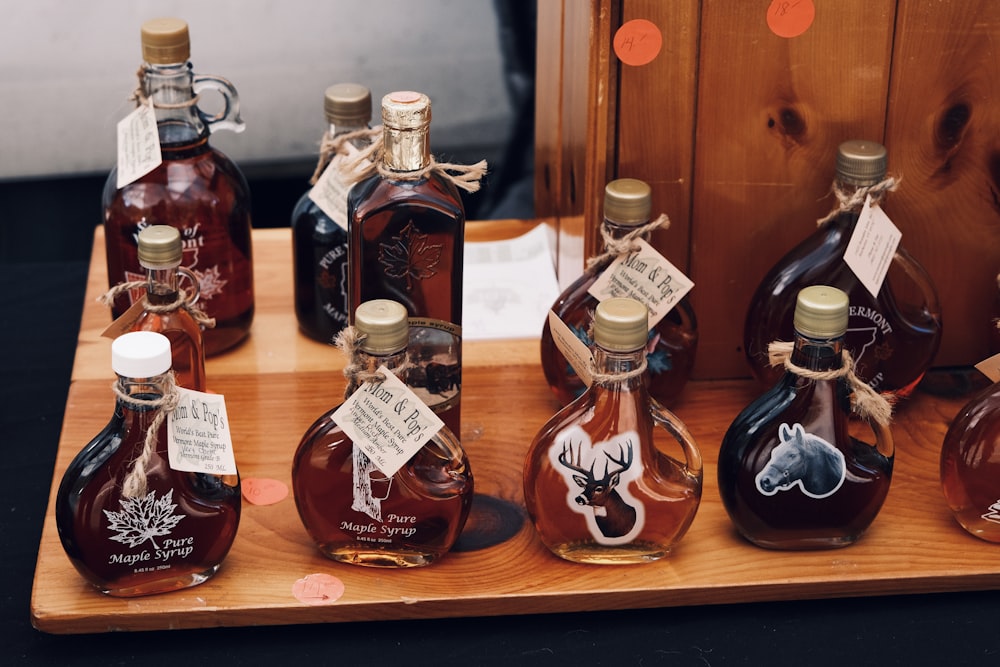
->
<box><xmin>549</xmin><ymin>426</ymin><xmax>645</xmax><ymax>545</ymax></box>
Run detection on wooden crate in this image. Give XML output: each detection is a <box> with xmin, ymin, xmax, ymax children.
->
<box><xmin>535</xmin><ymin>0</ymin><xmax>1000</xmax><ymax>379</ymax></box>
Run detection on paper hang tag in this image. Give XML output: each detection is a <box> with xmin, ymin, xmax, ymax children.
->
<box><xmin>308</xmin><ymin>144</ymin><xmax>366</xmax><ymax>229</ymax></box>
<box><xmin>548</xmin><ymin>309</ymin><xmax>595</xmax><ymax>387</ymax></box>
<box><xmin>331</xmin><ymin>366</ymin><xmax>445</xmax><ymax>478</ymax></box>
<box><xmin>116</xmin><ymin>100</ymin><xmax>162</xmax><ymax>189</ymax></box>
<box><xmin>101</xmin><ymin>299</ymin><xmax>147</xmax><ymax>339</ymax></box>
<box><xmin>586</xmin><ymin>238</ymin><xmax>694</xmax><ymax>327</ymax></box>
<box><xmin>975</xmin><ymin>352</ymin><xmax>1000</xmax><ymax>384</ymax></box>
<box><xmin>844</xmin><ymin>195</ymin><xmax>902</xmax><ymax>299</ymax></box>
<box><xmin>167</xmin><ymin>387</ymin><xmax>238</xmax><ymax>475</ymax></box>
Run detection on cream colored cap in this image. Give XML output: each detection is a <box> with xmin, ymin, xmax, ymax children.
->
<box><xmin>137</xmin><ymin>225</ymin><xmax>182</xmax><ymax>269</ymax></box>
<box><xmin>324</xmin><ymin>83</ymin><xmax>372</xmax><ymax>124</ymax></box>
<box><xmin>382</xmin><ymin>91</ymin><xmax>431</xmax><ymax>130</ymax></box>
<box><xmin>112</xmin><ymin>331</ymin><xmax>172</xmax><ymax>377</ymax></box>
<box><xmin>141</xmin><ymin>18</ymin><xmax>191</xmax><ymax>64</ymax></box>
<box><xmin>604</xmin><ymin>178</ymin><xmax>652</xmax><ymax>226</ymax></box>
<box><xmin>355</xmin><ymin>300</ymin><xmax>409</xmax><ymax>354</ymax></box>
<box><xmin>793</xmin><ymin>285</ymin><xmax>849</xmax><ymax>339</ymax></box>
<box><xmin>594</xmin><ymin>298</ymin><xmax>648</xmax><ymax>351</ymax></box>
<box><xmin>836</xmin><ymin>140</ymin><xmax>888</xmax><ymax>186</ymax></box>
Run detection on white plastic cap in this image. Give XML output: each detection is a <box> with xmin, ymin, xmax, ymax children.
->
<box><xmin>111</xmin><ymin>331</ymin><xmax>172</xmax><ymax>377</ymax></box>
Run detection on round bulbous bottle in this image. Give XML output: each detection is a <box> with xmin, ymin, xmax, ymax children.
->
<box><xmin>292</xmin><ymin>83</ymin><xmax>373</xmax><ymax>343</ymax></box>
<box><xmin>743</xmin><ymin>140</ymin><xmax>941</xmax><ymax>400</ymax></box>
<box><xmin>540</xmin><ymin>178</ymin><xmax>697</xmax><ymax>407</ymax></box>
<box><xmin>103</xmin><ymin>17</ymin><xmax>254</xmax><ymax>355</ymax></box>
<box><xmin>292</xmin><ymin>299</ymin><xmax>474</xmax><ymax>567</ymax></box>
<box><xmin>940</xmin><ymin>379</ymin><xmax>1000</xmax><ymax>542</ymax></box>
<box><xmin>524</xmin><ymin>297</ymin><xmax>703</xmax><ymax>564</ymax></box>
<box><xmin>721</xmin><ymin>285</ymin><xmax>894</xmax><ymax>549</ymax></box>
<box><xmin>55</xmin><ymin>331</ymin><xmax>241</xmax><ymax>596</ymax></box>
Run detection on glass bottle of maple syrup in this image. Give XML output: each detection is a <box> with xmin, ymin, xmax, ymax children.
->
<box><xmin>348</xmin><ymin>91</ymin><xmax>465</xmax><ymax>439</ymax></box>
<box><xmin>940</xmin><ymin>378</ymin><xmax>1000</xmax><ymax>542</ymax></box>
<box><xmin>55</xmin><ymin>331</ymin><xmax>241</xmax><ymax>596</ymax></box>
<box><xmin>292</xmin><ymin>83</ymin><xmax>373</xmax><ymax>343</ymax></box>
<box><xmin>743</xmin><ymin>140</ymin><xmax>941</xmax><ymax>399</ymax></box>
<box><xmin>540</xmin><ymin>178</ymin><xmax>697</xmax><ymax>407</ymax></box>
<box><xmin>524</xmin><ymin>297</ymin><xmax>703</xmax><ymax>564</ymax></box>
<box><xmin>292</xmin><ymin>299</ymin><xmax>474</xmax><ymax>567</ymax></box>
<box><xmin>123</xmin><ymin>224</ymin><xmax>207</xmax><ymax>390</ymax></box>
<box><xmin>720</xmin><ymin>285</ymin><xmax>894</xmax><ymax>549</ymax></box>
<box><xmin>103</xmin><ymin>17</ymin><xmax>254</xmax><ymax>356</ymax></box>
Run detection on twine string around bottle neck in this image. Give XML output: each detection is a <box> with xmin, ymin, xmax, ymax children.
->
<box><xmin>99</xmin><ymin>281</ymin><xmax>216</xmax><ymax>329</ymax></box>
<box><xmin>816</xmin><ymin>176</ymin><xmax>899</xmax><ymax>227</ymax></box>
<box><xmin>768</xmin><ymin>340</ymin><xmax>893</xmax><ymax>426</ymax></box>
<box><xmin>334</xmin><ymin>325</ymin><xmax>414</xmax><ymax>400</ymax></box>
<box><xmin>585</xmin><ymin>213</ymin><xmax>671</xmax><ymax>270</ymax></box>
<box><xmin>309</xmin><ymin>128</ymin><xmax>380</xmax><ymax>185</ymax></box>
<box><xmin>131</xmin><ymin>66</ymin><xmax>200</xmax><ymax>110</ymax></box>
<box><xmin>114</xmin><ymin>371</ymin><xmax>181</xmax><ymax>499</ymax></box>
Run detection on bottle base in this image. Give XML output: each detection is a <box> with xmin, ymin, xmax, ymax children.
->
<box><xmin>96</xmin><ymin>564</ymin><xmax>221</xmax><ymax>597</ymax></box>
<box><xmin>323</xmin><ymin>547</ymin><xmax>442</xmax><ymax>568</ymax></box>
<box><xmin>739</xmin><ymin>533</ymin><xmax>862</xmax><ymax>550</ymax></box>
<box><xmin>547</xmin><ymin>541</ymin><xmax>671</xmax><ymax>564</ymax></box>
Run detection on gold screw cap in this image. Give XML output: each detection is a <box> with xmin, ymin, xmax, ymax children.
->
<box><xmin>594</xmin><ymin>298</ymin><xmax>649</xmax><ymax>351</ymax></box>
<box><xmin>793</xmin><ymin>285</ymin><xmax>849</xmax><ymax>339</ymax></box>
<box><xmin>604</xmin><ymin>178</ymin><xmax>652</xmax><ymax>226</ymax></box>
<box><xmin>324</xmin><ymin>83</ymin><xmax>372</xmax><ymax>125</ymax></box>
<box><xmin>836</xmin><ymin>140</ymin><xmax>888</xmax><ymax>187</ymax></box>
<box><xmin>137</xmin><ymin>225</ymin><xmax>183</xmax><ymax>269</ymax></box>
<box><xmin>355</xmin><ymin>300</ymin><xmax>409</xmax><ymax>354</ymax></box>
<box><xmin>141</xmin><ymin>17</ymin><xmax>191</xmax><ymax>65</ymax></box>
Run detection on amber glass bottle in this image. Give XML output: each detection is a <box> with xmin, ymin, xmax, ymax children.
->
<box><xmin>744</xmin><ymin>140</ymin><xmax>941</xmax><ymax>399</ymax></box>
<box><xmin>292</xmin><ymin>83</ymin><xmax>372</xmax><ymax>343</ymax></box>
<box><xmin>720</xmin><ymin>285</ymin><xmax>894</xmax><ymax>549</ymax></box>
<box><xmin>124</xmin><ymin>224</ymin><xmax>207</xmax><ymax>390</ymax></box>
<box><xmin>940</xmin><ymin>380</ymin><xmax>1000</xmax><ymax>542</ymax></box>
<box><xmin>524</xmin><ymin>298</ymin><xmax>702</xmax><ymax>564</ymax></box>
<box><xmin>540</xmin><ymin>178</ymin><xmax>697</xmax><ymax>407</ymax></box>
<box><xmin>348</xmin><ymin>91</ymin><xmax>464</xmax><ymax>438</ymax></box>
<box><xmin>55</xmin><ymin>331</ymin><xmax>240</xmax><ymax>596</ymax></box>
<box><xmin>103</xmin><ymin>17</ymin><xmax>254</xmax><ymax>356</ymax></box>
<box><xmin>292</xmin><ymin>299</ymin><xmax>474</xmax><ymax>567</ymax></box>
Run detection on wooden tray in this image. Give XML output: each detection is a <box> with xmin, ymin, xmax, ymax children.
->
<box><xmin>30</xmin><ymin>225</ymin><xmax>1000</xmax><ymax>634</ymax></box>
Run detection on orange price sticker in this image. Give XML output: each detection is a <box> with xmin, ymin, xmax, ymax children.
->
<box><xmin>613</xmin><ymin>19</ymin><xmax>662</xmax><ymax>67</ymax></box>
<box><xmin>766</xmin><ymin>0</ymin><xmax>815</xmax><ymax>39</ymax></box>
<box><xmin>241</xmin><ymin>477</ymin><xmax>289</xmax><ymax>506</ymax></box>
<box><xmin>292</xmin><ymin>573</ymin><xmax>346</xmax><ymax>606</ymax></box>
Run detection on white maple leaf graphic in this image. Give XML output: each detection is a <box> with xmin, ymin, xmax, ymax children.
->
<box><xmin>104</xmin><ymin>489</ymin><xmax>186</xmax><ymax>549</ymax></box>
<box><xmin>193</xmin><ymin>265</ymin><xmax>227</xmax><ymax>301</ymax></box>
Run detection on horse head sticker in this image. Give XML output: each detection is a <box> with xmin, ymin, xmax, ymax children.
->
<box><xmin>755</xmin><ymin>423</ymin><xmax>846</xmax><ymax>499</ymax></box>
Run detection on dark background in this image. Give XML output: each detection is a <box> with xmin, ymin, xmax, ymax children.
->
<box><xmin>5</xmin><ymin>2</ymin><xmax>1000</xmax><ymax>664</ymax></box>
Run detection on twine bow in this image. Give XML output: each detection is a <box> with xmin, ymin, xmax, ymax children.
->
<box><xmin>585</xmin><ymin>213</ymin><xmax>671</xmax><ymax>270</ymax></box>
<box><xmin>816</xmin><ymin>176</ymin><xmax>899</xmax><ymax>227</ymax></box>
<box><xmin>99</xmin><ymin>281</ymin><xmax>216</xmax><ymax>329</ymax></box>
<box><xmin>114</xmin><ymin>372</ymin><xmax>181</xmax><ymax>498</ymax></box>
<box><xmin>768</xmin><ymin>341</ymin><xmax>894</xmax><ymax>426</ymax></box>
<box><xmin>309</xmin><ymin>127</ymin><xmax>381</xmax><ymax>185</ymax></box>
<box><xmin>334</xmin><ymin>325</ymin><xmax>413</xmax><ymax>399</ymax></box>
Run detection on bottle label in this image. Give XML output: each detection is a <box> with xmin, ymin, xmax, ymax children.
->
<box><xmin>754</xmin><ymin>423</ymin><xmax>846</xmax><ymax>499</ymax></box>
<box><xmin>101</xmin><ymin>299</ymin><xmax>148</xmax><ymax>339</ymax></box>
<box><xmin>406</xmin><ymin>317</ymin><xmax>462</xmax><ymax>416</ymax></box>
<box><xmin>548</xmin><ymin>425</ymin><xmax>646</xmax><ymax>545</ymax></box>
<box><xmin>309</xmin><ymin>145</ymin><xmax>367</xmax><ymax>230</ymax></box>
<box><xmin>167</xmin><ymin>388</ymin><xmax>238</xmax><ymax>475</ymax></box>
<box><xmin>587</xmin><ymin>238</ymin><xmax>694</xmax><ymax>327</ymax></box>
<box><xmin>104</xmin><ymin>488</ymin><xmax>195</xmax><ymax>569</ymax></box>
<box><xmin>844</xmin><ymin>195</ymin><xmax>902</xmax><ymax>299</ymax></box>
<box><xmin>547</xmin><ymin>309</ymin><xmax>595</xmax><ymax>387</ymax></box>
<box><xmin>333</xmin><ymin>365</ymin><xmax>445</xmax><ymax>479</ymax></box>
<box><xmin>116</xmin><ymin>100</ymin><xmax>162</xmax><ymax>189</ymax></box>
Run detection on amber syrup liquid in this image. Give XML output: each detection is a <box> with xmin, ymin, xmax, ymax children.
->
<box><xmin>129</xmin><ymin>288</ymin><xmax>207</xmax><ymax>391</ymax></box>
<box><xmin>291</xmin><ymin>194</ymin><xmax>349</xmax><ymax>343</ymax></box>
<box><xmin>540</xmin><ymin>263</ymin><xmax>698</xmax><ymax>407</ymax></box>
<box><xmin>55</xmin><ymin>394</ymin><xmax>241</xmax><ymax>596</ymax></box>
<box><xmin>718</xmin><ymin>345</ymin><xmax>893</xmax><ymax>549</ymax></box>
<box><xmin>104</xmin><ymin>125</ymin><xmax>254</xmax><ymax>356</ymax></box>
<box><xmin>744</xmin><ymin>211</ymin><xmax>941</xmax><ymax>398</ymax></box>
<box><xmin>524</xmin><ymin>358</ymin><xmax>701</xmax><ymax>564</ymax></box>
<box><xmin>292</xmin><ymin>408</ymin><xmax>474</xmax><ymax>567</ymax></box>
<box><xmin>940</xmin><ymin>382</ymin><xmax>1000</xmax><ymax>542</ymax></box>
<box><xmin>348</xmin><ymin>172</ymin><xmax>464</xmax><ymax>438</ymax></box>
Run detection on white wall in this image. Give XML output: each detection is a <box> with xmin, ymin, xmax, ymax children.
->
<box><xmin>0</xmin><ymin>0</ymin><xmax>512</xmax><ymax>180</ymax></box>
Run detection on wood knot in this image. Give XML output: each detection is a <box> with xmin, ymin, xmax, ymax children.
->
<box><xmin>935</xmin><ymin>103</ymin><xmax>971</xmax><ymax>150</ymax></box>
<box><xmin>768</xmin><ymin>106</ymin><xmax>807</xmax><ymax>144</ymax></box>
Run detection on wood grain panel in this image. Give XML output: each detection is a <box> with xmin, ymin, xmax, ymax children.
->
<box><xmin>883</xmin><ymin>0</ymin><xmax>1000</xmax><ymax>366</ymax></box>
<box><xmin>689</xmin><ymin>0</ymin><xmax>896</xmax><ymax>378</ymax></box>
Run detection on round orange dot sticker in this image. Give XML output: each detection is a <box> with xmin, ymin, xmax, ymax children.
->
<box><xmin>767</xmin><ymin>0</ymin><xmax>815</xmax><ymax>38</ymax></box>
<box><xmin>292</xmin><ymin>573</ymin><xmax>345</xmax><ymax>606</ymax></box>
<box><xmin>613</xmin><ymin>19</ymin><xmax>662</xmax><ymax>67</ymax></box>
<box><xmin>241</xmin><ymin>477</ymin><xmax>289</xmax><ymax>506</ymax></box>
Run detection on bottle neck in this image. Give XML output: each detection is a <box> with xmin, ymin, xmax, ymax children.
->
<box><xmin>382</xmin><ymin>124</ymin><xmax>431</xmax><ymax>173</ymax></box>
<box><xmin>346</xmin><ymin>348</ymin><xmax>409</xmax><ymax>394</ymax></box>
<box><xmin>592</xmin><ymin>345</ymin><xmax>647</xmax><ymax>390</ymax></box>
<box><xmin>145</xmin><ymin>265</ymin><xmax>180</xmax><ymax>305</ymax></box>
<box><xmin>117</xmin><ymin>371</ymin><xmax>172</xmax><ymax>405</ymax></box>
<box><xmin>330</xmin><ymin>119</ymin><xmax>371</xmax><ymax>144</ymax></box>
<box><xmin>603</xmin><ymin>218</ymin><xmax>649</xmax><ymax>245</ymax></box>
<box><xmin>142</xmin><ymin>62</ymin><xmax>206</xmax><ymax>144</ymax></box>
<box><xmin>834</xmin><ymin>178</ymin><xmax>888</xmax><ymax>213</ymax></box>
<box><xmin>790</xmin><ymin>331</ymin><xmax>844</xmax><ymax>373</ymax></box>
